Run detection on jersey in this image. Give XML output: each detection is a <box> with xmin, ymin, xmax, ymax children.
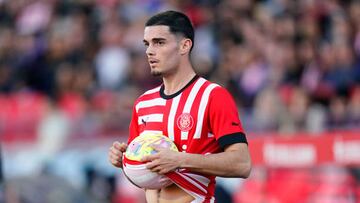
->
<box><xmin>128</xmin><ymin>75</ymin><xmax>247</xmax><ymax>203</ymax></box>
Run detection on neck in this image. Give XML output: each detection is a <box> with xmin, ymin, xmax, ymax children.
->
<box><xmin>162</xmin><ymin>65</ymin><xmax>196</xmax><ymax>95</ymax></box>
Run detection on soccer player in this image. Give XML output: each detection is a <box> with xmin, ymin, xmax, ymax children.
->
<box><xmin>108</xmin><ymin>10</ymin><xmax>251</xmax><ymax>203</ymax></box>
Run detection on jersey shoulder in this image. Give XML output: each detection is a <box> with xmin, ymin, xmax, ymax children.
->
<box><xmin>206</xmin><ymin>81</ymin><xmax>231</xmax><ymax>98</ymax></box>
<box><xmin>206</xmin><ymin>81</ymin><xmax>238</xmax><ymax>108</ymax></box>
<box><xmin>193</xmin><ymin>78</ymin><xmax>235</xmax><ymax>106</ymax></box>
<box><xmin>134</xmin><ymin>85</ymin><xmax>162</xmax><ymax>103</ymax></box>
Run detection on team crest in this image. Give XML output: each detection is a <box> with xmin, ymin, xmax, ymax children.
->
<box><xmin>177</xmin><ymin>113</ymin><xmax>194</xmax><ymax>132</ymax></box>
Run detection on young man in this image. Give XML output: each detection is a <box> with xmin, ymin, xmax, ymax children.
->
<box><xmin>108</xmin><ymin>10</ymin><xmax>251</xmax><ymax>203</ymax></box>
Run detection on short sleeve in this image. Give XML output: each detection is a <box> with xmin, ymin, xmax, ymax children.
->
<box><xmin>208</xmin><ymin>87</ymin><xmax>247</xmax><ymax>149</ymax></box>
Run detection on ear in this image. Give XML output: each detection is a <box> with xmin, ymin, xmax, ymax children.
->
<box><xmin>179</xmin><ymin>38</ymin><xmax>192</xmax><ymax>55</ymax></box>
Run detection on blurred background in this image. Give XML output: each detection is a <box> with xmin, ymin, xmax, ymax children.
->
<box><xmin>0</xmin><ymin>0</ymin><xmax>359</xmax><ymax>202</ymax></box>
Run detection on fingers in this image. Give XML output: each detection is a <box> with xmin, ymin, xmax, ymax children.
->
<box><xmin>109</xmin><ymin>154</ymin><xmax>122</xmax><ymax>167</ymax></box>
<box><xmin>149</xmin><ymin>144</ymin><xmax>165</xmax><ymax>152</ymax></box>
<box><xmin>140</xmin><ymin>145</ymin><xmax>164</xmax><ymax>162</ymax></box>
<box><xmin>147</xmin><ymin>164</ymin><xmax>169</xmax><ymax>175</ymax></box>
<box><xmin>110</xmin><ymin>142</ymin><xmax>127</xmax><ymax>157</ymax></box>
<box><xmin>109</xmin><ymin>141</ymin><xmax>127</xmax><ymax>168</ymax></box>
<box><xmin>110</xmin><ymin>146</ymin><xmax>122</xmax><ymax>156</ymax></box>
<box><xmin>113</xmin><ymin>141</ymin><xmax>127</xmax><ymax>152</ymax></box>
<box><xmin>158</xmin><ymin>168</ymin><xmax>169</xmax><ymax>175</ymax></box>
<box><xmin>148</xmin><ymin>164</ymin><xmax>162</xmax><ymax>173</ymax></box>
<box><xmin>145</xmin><ymin>159</ymin><xmax>158</xmax><ymax>169</ymax></box>
<box><xmin>108</xmin><ymin>150</ymin><xmax>122</xmax><ymax>167</ymax></box>
<box><xmin>141</xmin><ymin>154</ymin><xmax>158</xmax><ymax>162</ymax></box>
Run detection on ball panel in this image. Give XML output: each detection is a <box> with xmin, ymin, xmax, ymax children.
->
<box><xmin>125</xmin><ymin>133</ymin><xmax>178</xmax><ymax>161</ymax></box>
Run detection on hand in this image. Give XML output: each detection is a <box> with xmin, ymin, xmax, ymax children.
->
<box><xmin>108</xmin><ymin>141</ymin><xmax>128</xmax><ymax>168</ymax></box>
<box><xmin>141</xmin><ymin>145</ymin><xmax>182</xmax><ymax>175</ymax></box>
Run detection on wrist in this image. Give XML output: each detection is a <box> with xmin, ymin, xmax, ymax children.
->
<box><xmin>177</xmin><ymin>152</ymin><xmax>186</xmax><ymax>169</ymax></box>
<box><xmin>178</xmin><ymin>152</ymin><xmax>193</xmax><ymax>169</ymax></box>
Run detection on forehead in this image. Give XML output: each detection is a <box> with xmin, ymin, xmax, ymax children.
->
<box><xmin>144</xmin><ymin>25</ymin><xmax>176</xmax><ymax>41</ymax></box>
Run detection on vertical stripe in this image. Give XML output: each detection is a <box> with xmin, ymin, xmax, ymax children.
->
<box><xmin>167</xmin><ymin>94</ymin><xmax>181</xmax><ymax>141</ymax></box>
<box><xmin>181</xmin><ymin>78</ymin><xmax>206</xmax><ymax>140</ymax></box>
<box><xmin>194</xmin><ymin>84</ymin><xmax>218</xmax><ymax>139</ymax></box>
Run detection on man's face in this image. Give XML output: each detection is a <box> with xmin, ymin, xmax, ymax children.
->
<box><xmin>143</xmin><ymin>25</ymin><xmax>181</xmax><ymax>77</ymax></box>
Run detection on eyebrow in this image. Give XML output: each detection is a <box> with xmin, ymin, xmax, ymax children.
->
<box><xmin>143</xmin><ymin>38</ymin><xmax>166</xmax><ymax>44</ymax></box>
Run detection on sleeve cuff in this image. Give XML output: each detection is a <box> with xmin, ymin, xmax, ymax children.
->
<box><xmin>218</xmin><ymin>132</ymin><xmax>248</xmax><ymax>150</ymax></box>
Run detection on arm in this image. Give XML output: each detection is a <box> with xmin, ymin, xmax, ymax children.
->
<box><xmin>180</xmin><ymin>143</ymin><xmax>251</xmax><ymax>178</ymax></box>
<box><xmin>143</xmin><ymin>142</ymin><xmax>251</xmax><ymax>178</ymax></box>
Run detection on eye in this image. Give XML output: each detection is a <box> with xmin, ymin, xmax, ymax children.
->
<box><xmin>156</xmin><ymin>41</ymin><xmax>165</xmax><ymax>46</ymax></box>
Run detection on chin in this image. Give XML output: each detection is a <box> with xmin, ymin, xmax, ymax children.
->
<box><xmin>151</xmin><ymin>70</ymin><xmax>163</xmax><ymax>77</ymax></box>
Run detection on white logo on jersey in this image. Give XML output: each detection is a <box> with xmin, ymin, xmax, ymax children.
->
<box><xmin>177</xmin><ymin>113</ymin><xmax>194</xmax><ymax>132</ymax></box>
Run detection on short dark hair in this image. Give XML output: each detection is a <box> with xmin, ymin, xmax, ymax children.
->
<box><xmin>145</xmin><ymin>10</ymin><xmax>194</xmax><ymax>52</ymax></box>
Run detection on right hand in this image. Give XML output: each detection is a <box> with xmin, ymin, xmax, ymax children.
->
<box><xmin>108</xmin><ymin>141</ymin><xmax>128</xmax><ymax>168</ymax></box>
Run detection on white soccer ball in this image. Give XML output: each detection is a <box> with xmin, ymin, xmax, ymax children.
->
<box><xmin>122</xmin><ymin>133</ymin><xmax>178</xmax><ymax>189</ymax></box>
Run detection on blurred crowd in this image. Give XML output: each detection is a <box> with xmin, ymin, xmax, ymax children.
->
<box><xmin>0</xmin><ymin>0</ymin><xmax>359</xmax><ymax>138</ymax></box>
<box><xmin>0</xmin><ymin>0</ymin><xmax>360</xmax><ymax>202</ymax></box>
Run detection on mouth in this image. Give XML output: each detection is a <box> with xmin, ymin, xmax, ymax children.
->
<box><xmin>148</xmin><ymin>59</ymin><xmax>159</xmax><ymax>66</ymax></box>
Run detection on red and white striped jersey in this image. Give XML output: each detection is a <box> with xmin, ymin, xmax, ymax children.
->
<box><xmin>128</xmin><ymin>75</ymin><xmax>247</xmax><ymax>203</ymax></box>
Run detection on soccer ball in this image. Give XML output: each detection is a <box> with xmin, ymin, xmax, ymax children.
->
<box><xmin>122</xmin><ymin>133</ymin><xmax>178</xmax><ymax>189</ymax></box>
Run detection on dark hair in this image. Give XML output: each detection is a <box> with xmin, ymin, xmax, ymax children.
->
<box><xmin>145</xmin><ymin>10</ymin><xmax>194</xmax><ymax>52</ymax></box>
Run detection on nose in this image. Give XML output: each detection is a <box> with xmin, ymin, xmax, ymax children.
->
<box><xmin>146</xmin><ymin>45</ymin><xmax>155</xmax><ymax>56</ymax></box>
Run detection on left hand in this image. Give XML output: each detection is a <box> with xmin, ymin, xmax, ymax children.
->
<box><xmin>141</xmin><ymin>145</ymin><xmax>183</xmax><ymax>175</ymax></box>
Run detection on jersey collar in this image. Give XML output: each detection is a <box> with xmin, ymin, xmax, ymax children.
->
<box><xmin>160</xmin><ymin>75</ymin><xmax>200</xmax><ymax>100</ymax></box>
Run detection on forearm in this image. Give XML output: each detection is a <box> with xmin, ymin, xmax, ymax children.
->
<box><xmin>179</xmin><ymin>144</ymin><xmax>251</xmax><ymax>178</ymax></box>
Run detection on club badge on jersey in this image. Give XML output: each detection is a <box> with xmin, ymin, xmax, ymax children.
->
<box><xmin>177</xmin><ymin>113</ymin><xmax>194</xmax><ymax>132</ymax></box>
